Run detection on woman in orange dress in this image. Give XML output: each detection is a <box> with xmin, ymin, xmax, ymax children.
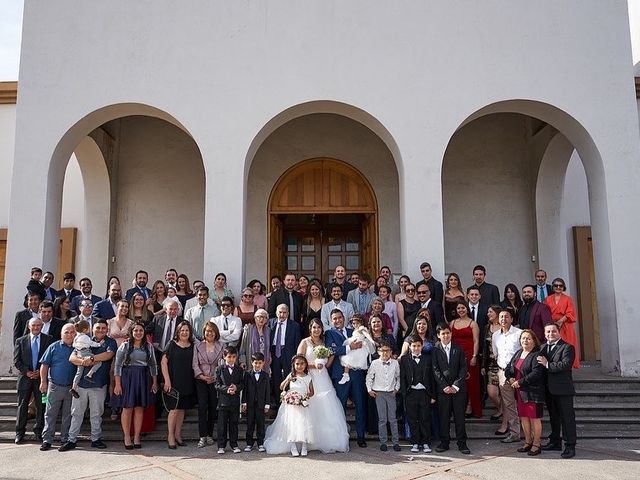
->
<box><xmin>544</xmin><ymin>277</ymin><xmax>580</xmax><ymax>369</ymax></box>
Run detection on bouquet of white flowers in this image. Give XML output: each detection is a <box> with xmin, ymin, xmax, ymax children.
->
<box><xmin>280</xmin><ymin>390</ymin><xmax>309</xmax><ymax>407</ymax></box>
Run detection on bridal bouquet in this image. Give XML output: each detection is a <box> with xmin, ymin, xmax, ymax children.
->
<box><xmin>313</xmin><ymin>345</ymin><xmax>332</xmax><ymax>367</ymax></box>
<box><xmin>281</xmin><ymin>390</ymin><xmax>309</xmax><ymax>407</ymax></box>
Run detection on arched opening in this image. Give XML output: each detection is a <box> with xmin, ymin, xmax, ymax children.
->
<box><xmin>442</xmin><ymin>99</ymin><xmax>613</xmax><ymax>370</ymax></box>
<box><xmin>245</xmin><ymin>106</ymin><xmax>401</xmax><ymax>280</ymax></box>
<box><xmin>267</xmin><ymin>158</ymin><xmax>378</xmax><ymax>283</ymax></box>
<box><xmin>47</xmin><ymin>104</ymin><xmax>205</xmax><ymax>286</ymax></box>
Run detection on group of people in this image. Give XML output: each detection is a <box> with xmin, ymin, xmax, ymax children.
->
<box><xmin>12</xmin><ymin>264</ymin><xmax>579</xmax><ymax>459</ymax></box>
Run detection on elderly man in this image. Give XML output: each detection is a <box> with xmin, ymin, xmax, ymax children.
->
<box><xmin>59</xmin><ymin>319</ymin><xmax>117</xmax><ymax>451</ymax></box>
<box><xmin>14</xmin><ymin>317</ymin><xmax>52</xmax><ymax>444</ymax></box>
<box><xmin>185</xmin><ymin>286</ymin><xmax>220</xmax><ymax>340</ymax></box>
<box><xmin>39</xmin><ymin>323</ymin><xmax>76</xmax><ymax>451</ymax></box>
<box><xmin>269</xmin><ymin>304</ymin><xmax>301</xmax><ymax>403</ymax></box>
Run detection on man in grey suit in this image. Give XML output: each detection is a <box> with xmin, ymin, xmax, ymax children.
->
<box><xmin>347</xmin><ymin>274</ymin><xmax>374</xmax><ymax>315</ymax></box>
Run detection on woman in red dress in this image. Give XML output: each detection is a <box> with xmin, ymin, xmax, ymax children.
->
<box><xmin>450</xmin><ymin>301</ymin><xmax>482</xmax><ymax>418</ymax></box>
<box><xmin>505</xmin><ymin>329</ymin><xmax>546</xmax><ymax>456</ymax></box>
<box><xmin>544</xmin><ymin>278</ymin><xmax>580</xmax><ymax>369</ymax></box>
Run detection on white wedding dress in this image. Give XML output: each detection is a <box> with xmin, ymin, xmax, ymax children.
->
<box><xmin>264</xmin><ymin>341</ymin><xmax>350</xmax><ymax>454</ymax></box>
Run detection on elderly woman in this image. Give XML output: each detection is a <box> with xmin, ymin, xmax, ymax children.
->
<box><xmin>112</xmin><ymin>322</ymin><xmax>158</xmax><ymax>449</ymax></box>
<box><xmin>238</xmin><ymin>308</ymin><xmax>272</xmax><ymax>374</ymax></box>
<box><xmin>161</xmin><ymin>320</ymin><xmax>196</xmax><ymax>449</ymax></box>
<box><xmin>505</xmin><ymin>329</ymin><xmax>546</xmax><ymax>456</ymax></box>
<box><xmin>193</xmin><ymin>322</ymin><xmax>224</xmax><ymax>448</ymax></box>
<box><xmin>544</xmin><ymin>277</ymin><xmax>580</xmax><ymax>369</ymax></box>
<box><xmin>364</xmin><ymin>296</ymin><xmax>393</xmax><ymax>336</ymax></box>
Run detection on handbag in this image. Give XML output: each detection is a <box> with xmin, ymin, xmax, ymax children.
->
<box><xmin>161</xmin><ymin>384</ymin><xmax>180</xmax><ymax>412</ymax></box>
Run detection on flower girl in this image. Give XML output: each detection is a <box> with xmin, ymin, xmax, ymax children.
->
<box><xmin>264</xmin><ymin>355</ymin><xmax>314</xmax><ymax>456</ymax></box>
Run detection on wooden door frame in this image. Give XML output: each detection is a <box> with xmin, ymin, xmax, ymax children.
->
<box><xmin>572</xmin><ymin>226</ymin><xmax>599</xmax><ymax>361</ymax></box>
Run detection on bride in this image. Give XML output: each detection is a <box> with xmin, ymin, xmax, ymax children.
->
<box><xmin>264</xmin><ymin>319</ymin><xmax>350</xmax><ymax>454</ymax></box>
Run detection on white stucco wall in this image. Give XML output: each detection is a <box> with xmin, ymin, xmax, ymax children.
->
<box><xmin>60</xmin><ymin>154</ymin><xmax>85</xmax><ymax>278</ymax></box>
<box><xmin>3</xmin><ymin>1</ymin><xmax>640</xmax><ymax>375</ymax></box>
<box><xmin>0</xmin><ymin>104</ymin><xmax>16</xmax><ymax>227</ymax></box>
<box><xmin>245</xmin><ymin>113</ymin><xmax>400</xmax><ymax>284</ymax></box>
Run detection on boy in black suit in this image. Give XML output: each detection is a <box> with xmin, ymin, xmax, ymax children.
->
<box><xmin>215</xmin><ymin>346</ymin><xmax>244</xmax><ymax>454</ymax></box>
<box><xmin>432</xmin><ymin>324</ymin><xmax>470</xmax><ymax>455</ymax></box>
<box><xmin>401</xmin><ymin>335</ymin><xmax>435</xmax><ymax>453</ymax></box>
<box><xmin>241</xmin><ymin>352</ymin><xmax>271</xmax><ymax>452</ymax></box>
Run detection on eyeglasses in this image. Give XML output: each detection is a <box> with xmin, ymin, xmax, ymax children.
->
<box><xmin>242</xmin><ymin>294</ymin><xmax>254</xmax><ymax>298</ymax></box>
<box><xmin>81</xmin><ymin>303</ymin><xmax>92</xmax><ymax>308</ymax></box>
<box><xmin>417</xmin><ymin>290</ymin><xmax>428</xmax><ymax>295</ymax></box>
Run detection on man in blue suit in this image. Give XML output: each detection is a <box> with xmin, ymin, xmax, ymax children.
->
<box><xmin>269</xmin><ymin>304</ymin><xmax>301</xmax><ymax>405</ymax></box>
<box><xmin>125</xmin><ymin>270</ymin><xmax>153</xmax><ymax>302</ymax></box>
<box><xmin>92</xmin><ymin>284</ymin><xmax>122</xmax><ymax>319</ymax></box>
<box><xmin>325</xmin><ymin>308</ymin><xmax>372</xmax><ymax>447</ymax></box>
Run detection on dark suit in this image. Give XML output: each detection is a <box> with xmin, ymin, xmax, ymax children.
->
<box><xmin>432</xmin><ymin>341</ymin><xmax>468</xmax><ymax>446</ymax></box>
<box><xmin>476</xmin><ymin>282</ymin><xmax>500</xmax><ymax>306</ymax></box>
<box><xmin>416</xmin><ymin>277</ymin><xmax>444</xmax><ymax>305</ymax></box>
<box><xmin>325</xmin><ymin>327</ymin><xmax>367</xmax><ymax>440</ymax></box>
<box><xmin>42</xmin><ymin>318</ymin><xmax>65</xmax><ymax>341</ymax></box>
<box><xmin>61</xmin><ymin>288</ymin><xmax>81</xmax><ymax>300</ymax></box>
<box><xmin>125</xmin><ymin>286</ymin><xmax>153</xmax><ymax>302</ymax></box>
<box><xmin>13</xmin><ymin>309</ymin><xmax>38</xmax><ymax>344</ymax></box>
<box><xmin>468</xmin><ymin>302</ymin><xmax>489</xmax><ymax>335</ymax></box>
<box><xmin>536</xmin><ymin>284</ymin><xmax>553</xmax><ymax>302</ymax></box>
<box><xmin>14</xmin><ymin>333</ymin><xmax>52</xmax><ymax>437</ymax></box>
<box><xmin>92</xmin><ymin>298</ymin><xmax>118</xmax><ymax>319</ymax></box>
<box><xmin>269</xmin><ymin>319</ymin><xmax>301</xmax><ymax>401</ymax></box>
<box><xmin>267</xmin><ymin>288</ymin><xmax>303</xmax><ymax>322</ymax></box>
<box><xmin>43</xmin><ymin>286</ymin><xmax>59</xmax><ymax>301</ymax></box>
<box><xmin>504</xmin><ymin>348</ymin><xmax>546</xmax><ymax>404</ymax></box>
<box><xmin>400</xmin><ymin>352</ymin><xmax>434</xmax><ymax>444</ymax></box>
<box><xmin>215</xmin><ymin>364</ymin><xmax>245</xmax><ymax>448</ymax></box>
<box><xmin>70</xmin><ymin>294</ymin><xmax>102</xmax><ymax>313</ymax></box>
<box><xmin>540</xmin><ymin>339</ymin><xmax>576</xmax><ymax>446</ymax></box>
<box><xmin>243</xmin><ymin>370</ymin><xmax>270</xmax><ymax>446</ymax></box>
<box><xmin>423</xmin><ymin>299</ymin><xmax>446</xmax><ymax>333</ymax></box>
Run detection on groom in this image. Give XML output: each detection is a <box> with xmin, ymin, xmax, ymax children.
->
<box><xmin>325</xmin><ymin>309</ymin><xmax>368</xmax><ymax>447</ymax></box>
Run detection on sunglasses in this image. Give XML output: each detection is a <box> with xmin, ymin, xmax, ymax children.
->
<box><xmin>405</xmin><ymin>288</ymin><xmax>415</xmax><ymax>293</ymax></box>
<box><xmin>417</xmin><ymin>290</ymin><xmax>428</xmax><ymax>294</ymax></box>
<box><xmin>221</xmin><ymin>304</ymin><xmax>233</xmax><ymax>308</ymax></box>
<box><xmin>242</xmin><ymin>294</ymin><xmax>254</xmax><ymax>298</ymax></box>
<box><xmin>552</xmin><ymin>284</ymin><xmax>564</xmax><ymax>288</ymax></box>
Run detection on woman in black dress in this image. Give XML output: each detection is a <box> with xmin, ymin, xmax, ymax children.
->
<box><xmin>161</xmin><ymin>320</ymin><xmax>196</xmax><ymax>449</ymax></box>
<box><xmin>397</xmin><ymin>283</ymin><xmax>420</xmax><ymax>349</ymax></box>
<box><xmin>301</xmin><ymin>279</ymin><xmax>325</xmax><ymax>336</ymax></box>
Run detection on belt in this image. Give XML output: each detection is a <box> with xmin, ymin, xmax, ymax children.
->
<box><xmin>51</xmin><ymin>382</ymin><xmax>71</xmax><ymax>387</ymax></box>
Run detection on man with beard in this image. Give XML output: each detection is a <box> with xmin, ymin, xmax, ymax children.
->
<box><xmin>518</xmin><ymin>285</ymin><xmax>553</xmax><ymax>342</ymax></box>
<box><xmin>92</xmin><ymin>283</ymin><xmax>122</xmax><ymax>319</ymax></box>
<box><xmin>125</xmin><ymin>270</ymin><xmax>153</xmax><ymax>301</ymax></box>
<box><xmin>70</xmin><ymin>278</ymin><xmax>102</xmax><ymax>313</ymax></box>
<box><xmin>416</xmin><ymin>262</ymin><xmax>443</xmax><ymax>304</ymax></box>
<box><xmin>325</xmin><ymin>265</ymin><xmax>356</xmax><ymax>301</ymax></box>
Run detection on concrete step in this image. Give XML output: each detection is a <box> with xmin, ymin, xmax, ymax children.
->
<box><xmin>574</xmin><ymin>390</ymin><xmax>640</xmax><ymax>403</ymax></box>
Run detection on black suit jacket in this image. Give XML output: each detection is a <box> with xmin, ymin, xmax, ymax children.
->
<box><xmin>432</xmin><ymin>341</ymin><xmax>467</xmax><ymax>392</ymax></box>
<box><xmin>540</xmin><ymin>339</ymin><xmax>575</xmax><ymax>395</ymax></box>
<box><xmin>43</xmin><ymin>318</ymin><xmax>65</xmax><ymax>341</ymax></box>
<box><xmin>416</xmin><ymin>277</ymin><xmax>444</xmax><ymax>305</ymax></box>
<box><xmin>242</xmin><ymin>370</ymin><xmax>270</xmax><ymax>408</ymax></box>
<box><xmin>477</xmin><ymin>282</ymin><xmax>500</xmax><ymax>306</ymax></box>
<box><xmin>13</xmin><ymin>309</ymin><xmax>37</xmax><ymax>344</ymax></box>
<box><xmin>267</xmin><ymin>288</ymin><xmax>303</xmax><ymax>321</ymax></box>
<box><xmin>14</xmin><ymin>333</ymin><xmax>52</xmax><ymax>390</ymax></box>
<box><xmin>70</xmin><ymin>294</ymin><xmax>103</xmax><ymax>313</ymax></box>
<box><xmin>400</xmin><ymin>352</ymin><xmax>434</xmax><ymax>397</ymax></box>
<box><xmin>215</xmin><ymin>364</ymin><xmax>245</xmax><ymax>408</ymax></box>
<box><xmin>424</xmin><ymin>299</ymin><xmax>446</xmax><ymax>333</ymax></box>
<box><xmin>269</xmin><ymin>319</ymin><xmax>301</xmax><ymax>364</ymax></box>
<box><xmin>60</xmin><ymin>288</ymin><xmax>81</xmax><ymax>300</ymax></box>
<box><xmin>152</xmin><ymin>314</ymin><xmax>183</xmax><ymax>351</ymax></box>
<box><xmin>504</xmin><ymin>348</ymin><xmax>546</xmax><ymax>403</ymax></box>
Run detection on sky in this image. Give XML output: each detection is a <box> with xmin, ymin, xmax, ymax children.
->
<box><xmin>0</xmin><ymin>0</ymin><xmax>23</xmax><ymax>81</ymax></box>
<box><xmin>0</xmin><ymin>1</ymin><xmax>638</xmax><ymax>81</ymax></box>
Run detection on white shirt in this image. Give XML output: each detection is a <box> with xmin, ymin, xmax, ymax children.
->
<box><xmin>211</xmin><ymin>314</ymin><xmax>242</xmax><ymax>346</ymax></box>
<box><xmin>492</xmin><ymin>326</ymin><xmax>523</xmax><ymax>369</ymax></box>
<box><xmin>184</xmin><ymin>296</ymin><xmax>217</xmax><ymax>313</ymax></box>
<box><xmin>41</xmin><ymin>321</ymin><xmax>51</xmax><ymax>335</ymax></box>
<box><xmin>421</xmin><ymin>298</ymin><xmax>431</xmax><ymax>309</ymax></box>
<box><xmin>468</xmin><ymin>302</ymin><xmax>479</xmax><ymax>321</ymax></box>
<box><xmin>365</xmin><ymin>358</ymin><xmax>400</xmax><ymax>392</ymax></box>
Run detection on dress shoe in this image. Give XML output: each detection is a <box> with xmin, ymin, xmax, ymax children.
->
<box><xmin>91</xmin><ymin>440</ymin><xmax>107</xmax><ymax>449</ymax></box>
<box><xmin>458</xmin><ymin>444</ymin><xmax>471</xmax><ymax>455</ymax></box>
<box><xmin>357</xmin><ymin>439</ymin><xmax>367</xmax><ymax>448</ymax></box>
<box><xmin>435</xmin><ymin>443</ymin><xmax>449</xmax><ymax>453</ymax></box>
<box><xmin>58</xmin><ymin>442</ymin><xmax>76</xmax><ymax>452</ymax></box>
<box><xmin>392</xmin><ymin>444</ymin><xmax>401</xmax><ymax>452</ymax></box>
<box><xmin>40</xmin><ymin>442</ymin><xmax>52</xmax><ymax>451</ymax></box>
<box><xmin>528</xmin><ymin>444</ymin><xmax>542</xmax><ymax>456</ymax></box>
<box><xmin>15</xmin><ymin>434</ymin><xmax>24</xmax><ymax>445</ymax></box>
<box><xmin>541</xmin><ymin>441</ymin><xmax>562</xmax><ymax>451</ymax></box>
<box><xmin>501</xmin><ymin>433</ymin><xmax>519</xmax><ymax>443</ymax></box>
<box><xmin>380</xmin><ymin>443</ymin><xmax>388</xmax><ymax>451</ymax></box>
<box><xmin>133</xmin><ymin>443</ymin><xmax>142</xmax><ymax>449</ymax></box>
<box><xmin>561</xmin><ymin>446</ymin><xmax>576</xmax><ymax>459</ymax></box>
<box><xmin>494</xmin><ymin>428</ymin><xmax>508</xmax><ymax>436</ymax></box>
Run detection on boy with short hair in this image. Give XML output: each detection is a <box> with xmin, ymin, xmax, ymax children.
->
<box><xmin>215</xmin><ymin>346</ymin><xmax>244</xmax><ymax>454</ymax></box>
<box><xmin>365</xmin><ymin>340</ymin><xmax>401</xmax><ymax>452</ymax></box>
<box><xmin>432</xmin><ymin>324</ymin><xmax>470</xmax><ymax>454</ymax></box>
<box><xmin>241</xmin><ymin>352</ymin><xmax>271</xmax><ymax>452</ymax></box>
<box><xmin>400</xmin><ymin>335</ymin><xmax>435</xmax><ymax>453</ymax></box>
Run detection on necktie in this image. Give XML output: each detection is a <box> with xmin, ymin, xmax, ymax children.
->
<box><xmin>31</xmin><ymin>336</ymin><xmax>39</xmax><ymax>370</ymax></box>
<box><xmin>275</xmin><ymin>322</ymin><xmax>283</xmax><ymax>358</ymax></box>
<box><xmin>224</xmin><ymin>316</ymin><xmax>229</xmax><ymax>330</ymax></box>
<box><xmin>140</xmin><ymin>287</ymin><xmax>147</xmax><ymax>300</ymax></box>
<box><xmin>199</xmin><ymin>307</ymin><xmax>205</xmax><ymax>330</ymax></box>
<box><xmin>471</xmin><ymin>306</ymin><xmax>476</xmax><ymax>320</ymax></box>
<box><xmin>163</xmin><ymin>318</ymin><xmax>174</xmax><ymax>350</ymax></box>
<box><xmin>288</xmin><ymin>292</ymin><xmax>295</xmax><ymax>321</ymax></box>
<box><xmin>548</xmin><ymin>343</ymin><xmax>556</xmax><ymax>355</ymax></box>
<box><xmin>540</xmin><ymin>286</ymin><xmax>546</xmax><ymax>301</ymax></box>
<box><xmin>383</xmin><ymin>361</ymin><xmax>390</xmax><ymax>366</ymax></box>
<box><xmin>444</xmin><ymin>345</ymin><xmax>450</xmax><ymax>363</ymax></box>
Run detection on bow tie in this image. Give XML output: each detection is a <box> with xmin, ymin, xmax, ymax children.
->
<box><xmin>254</xmin><ymin>371</ymin><xmax>261</xmax><ymax>375</ymax></box>
<box><xmin>382</xmin><ymin>361</ymin><xmax>390</xmax><ymax>366</ymax></box>
<box><xmin>413</xmin><ymin>356</ymin><xmax>421</xmax><ymax>360</ymax></box>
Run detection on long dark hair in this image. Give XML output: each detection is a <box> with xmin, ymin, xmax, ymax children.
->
<box><xmin>124</xmin><ymin>321</ymin><xmax>151</xmax><ymax>365</ymax></box>
<box><xmin>304</xmin><ymin>279</ymin><xmax>325</xmax><ymax>313</ymax></box>
<box><xmin>503</xmin><ymin>283</ymin><xmax>523</xmax><ymax>310</ymax></box>
<box><xmin>307</xmin><ymin>318</ymin><xmax>325</xmax><ymax>340</ymax></box>
<box><xmin>290</xmin><ymin>354</ymin><xmax>309</xmax><ymax>379</ymax></box>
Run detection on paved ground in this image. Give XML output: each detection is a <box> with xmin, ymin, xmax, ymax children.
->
<box><xmin>0</xmin><ymin>439</ymin><xmax>638</xmax><ymax>480</ymax></box>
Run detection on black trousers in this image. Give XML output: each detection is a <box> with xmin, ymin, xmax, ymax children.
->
<box><xmin>270</xmin><ymin>352</ymin><xmax>287</xmax><ymax>402</ymax></box>
<box><xmin>196</xmin><ymin>380</ymin><xmax>218</xmax><ymax>438</ymax></box>
<box><xmin>405</xmin><ymin>389</ymin><xmax>432</xmax><ymax>444</ymax></box>
<box><xmin>217</xmin><ymin>406</ymin><xmax>239</xmax><ymax>448</ymax></box>
<box><xmin>437</xmin><ymin>390</ymin><xmax>467</xmax><ymax>446</ymax></box>
<box><xmin>546</xmin><ymin>392</ymin><xmax>577</xmax><ymax>446</ymax></box>
<box><xmin>16</xmin><ymin>381</ymin><xmax>44</xmax><ymax>435</ymax></box>
<box><xmin>245</xmin><ymin>405</ymin><xmax>266</xmax><ymax>446</ymax></box>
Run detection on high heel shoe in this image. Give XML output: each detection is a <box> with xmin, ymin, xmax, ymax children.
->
<box><xmin>167</xmin><ymin>443</ymin><xmax>177</xmax><ymax>450</ymax></box>
<box><xmin>290</xmin><ymin>443</ymin><xmax>300</xmax><ymax>457</ymax></box>
<box><xmin>517</xmin><ymin>443</ymin><xmax>532</xmax><ymax>453</ymax></box>
<box><xmin>528</xmin><ymin>444</ymin><xmax>541</xmax><ymax>456</ymax></box>
<box><xmin>124</xmin><ymin>443</ymin><xmax>134</xmax><ymax>450</ymax></box>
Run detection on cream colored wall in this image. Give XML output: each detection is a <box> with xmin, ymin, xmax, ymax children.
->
<box><xmin>442</xmin><ymin>114</ymin><xmax>538</xmax><ymax>292</ymax></box>
<box><xmin>245</xmin><ymin>113</ymin><xmax>400</xmax><ymax>284</ymax></box>
<box><xmin>0</xmin><ymin>105</ymin><xmax>16</xmax><ymax>227</ymax></box>
<box><xmin>60</xmin><ymin>154</ymin><xmax>85</xmax><ymax>275</ymax></box>
<box><xmin>111</xmin><ymin>116</ymin><xmax>205</xmax><ymax>285</ymax></box>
